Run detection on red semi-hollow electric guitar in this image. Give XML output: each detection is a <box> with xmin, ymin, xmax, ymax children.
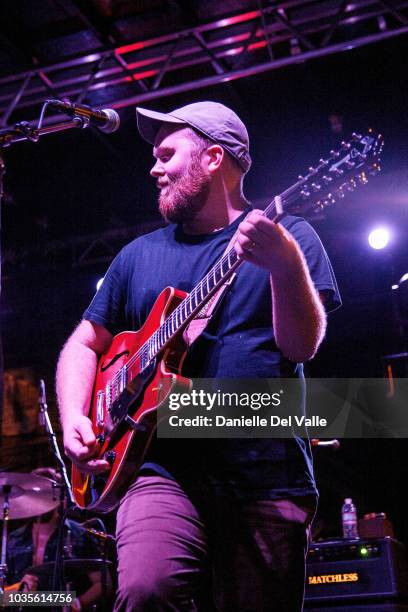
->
<box><xmin>72</xmin><ymin>131</ymin><xmax>383</xmax><ymax>512</ymax></box>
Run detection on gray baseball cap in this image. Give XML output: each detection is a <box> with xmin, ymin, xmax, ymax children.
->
<box><xmin>136</xmin><ymin>101</ymin><xmax>252</xmax><ymax>173</ymax></box>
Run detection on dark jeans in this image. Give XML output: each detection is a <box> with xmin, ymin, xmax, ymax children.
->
<box><xmin>114</xmin><ymin>475</ymin><xmax>316</xmax><ymax>612</ymax></box>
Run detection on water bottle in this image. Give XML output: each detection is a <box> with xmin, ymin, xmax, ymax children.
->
<box><xmin>342</xmin><ymin>498</ymin><xmax>359</xmax><ymax>539</ymax></box>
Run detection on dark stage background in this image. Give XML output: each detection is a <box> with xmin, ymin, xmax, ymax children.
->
<box><xmin>1</xmin><ymin>3</ymin><xmax>408</xmax><ymax>549</ymax></box>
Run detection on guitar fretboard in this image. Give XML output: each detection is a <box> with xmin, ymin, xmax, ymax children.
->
<box><xmin>139</xmin><ymin>246</ymin><xmax>241</xmax><ymax>369</ymax></box>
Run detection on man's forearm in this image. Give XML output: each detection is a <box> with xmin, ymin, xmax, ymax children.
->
<box><xmin>270</xmin><ymin>250</ymin><xmax>326</xmax><ymax>363</ymax></box>
<box><xmin>56</xmin><ymin>338</ymin><xmax>98</xmax><ymax>428</ymax></box>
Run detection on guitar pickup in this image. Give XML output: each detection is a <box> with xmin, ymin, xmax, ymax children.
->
<box><xmin>119</xmin><ymin>366</ymin><xmax>127</xmax><ymax>393</ymax></box>
<box><xmin>96</xmin><ymin>390</ymin><xmax>105</xmax><ymax>427</ymax></box>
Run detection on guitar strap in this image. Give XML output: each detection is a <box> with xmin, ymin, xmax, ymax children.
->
<box><xmin>183</xmin><ymin>225</ymin><xmax>242</xmax><ymax>347</ymax></box>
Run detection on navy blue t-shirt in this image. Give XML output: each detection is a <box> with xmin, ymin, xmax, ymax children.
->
<box><xmin>84</xmin><ymin>209</ymin><xmax>341</xmax><ymax>500</ymax></box>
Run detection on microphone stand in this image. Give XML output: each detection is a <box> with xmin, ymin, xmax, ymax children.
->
<box><xmin>38</xmin><ymin>379</ymin><xmax>75</xmax><ymax>610</ymax></box>
<box><xmin>0</xmin><ymin>115</ymin><xmax>88</xmax><ymax>148</ymax></box>
<box><xmin>0</xmin><ymin>485</ymin><xmax>11</xmax><ymax>598</ymax></box>
<box><xmin>38</xmin><ymin>379</ymin><xmax>74</xmax><ymax>506</ymax></box>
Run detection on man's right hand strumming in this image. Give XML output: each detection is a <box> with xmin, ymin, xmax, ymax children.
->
<box><xmin>57</xmin><ymin>320</ymin><xmax>113</xmax><ymax>474</ymax></box>
<box><xmin>63</xmin><ymin>414</ymin><xmax>110</xmax><ymax>474</ymax></box>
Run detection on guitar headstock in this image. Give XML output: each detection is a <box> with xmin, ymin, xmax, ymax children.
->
<box><xmin>282</xmin><ymin>130</ymin><xmax>384</xmax><ymax>216</ymax></box>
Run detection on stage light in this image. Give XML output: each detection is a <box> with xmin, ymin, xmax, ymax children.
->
<box><xmin>96</xmin><ymin>277</ymin><xmax>104</xmax><ymax>291</ymax></box>
<box><xmin>368</xmin><ymin>227</ymin><xmax>390</xmax><ymax>250</ymax></box>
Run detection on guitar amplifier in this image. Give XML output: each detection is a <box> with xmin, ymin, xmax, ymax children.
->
<box><xmin>305</xmin><ymin>538</ymin><xmax>408</xmax><ymax>606</ymax></box>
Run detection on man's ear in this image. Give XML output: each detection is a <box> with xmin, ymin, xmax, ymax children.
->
<box><xmin>204</xmin><ymin>144</ymin><xmax>224</xmax><ymax>173</ymax></box>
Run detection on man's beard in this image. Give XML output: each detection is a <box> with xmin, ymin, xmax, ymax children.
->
<box><xmin>158</xmin><ymin>154</ymin><xmax>211</xmax><ymax>224</ymax></box>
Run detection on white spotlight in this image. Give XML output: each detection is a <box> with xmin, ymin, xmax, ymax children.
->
<box><xmin>96</xmin><ymin>277</ymin><xmax>104</xmax><ymax>291</ymax></box>
<box><xmin>368</xmin><ymin>227</ymin><xmax>390</xmax><ymax>250</ymax></box>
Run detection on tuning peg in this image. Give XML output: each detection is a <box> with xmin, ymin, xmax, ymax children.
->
<box><xmin>301</xmin><ymin>189</ymin><xmax>311</xmax><ymax>199</ymax></box>
<box><xmin>322</xmin><ymin>175</ymin><xmax>333</xmax><ymax>184</ymax></box>
<box><xmin>319</xmin><ymin>158</ymin><xmax>329</xmax><ymax>165</ymax></box>
<box><xmin>332</xmin><ymin>168</ymin><xmax>344</xmax><ymax>177</ymax></box>
<box><xmin>341</xmin><ymin>141</ymin><xmax>351</xmax><ymax>150</ymax></box>
<box><xmin>345</xmin><ymin>160</ymin><xmax>355</xmax><ymax>169</ymax></box>
<box><xmin>308</xmin><ymin>166</ymin><xmax>317</xmax><ymax>174</ymax></box>
<box><xmin>358</xmin><ymin>172</ymin><xmax>368</xmax><ymax>184</ymax></box>
<box><xmin>330</xmin><ymin>150</ymin><xmax>340</xmax><ymax>159</ymax></box>
<box><xmin>352</xmin><ymin>132</ymin><xmax>362</xmax><ymax>141</ymax></box>
<box><xmin>298</xmin><ymin>174</ymin><xmax>304</xmax><ymax>181</ymax></box>
<box><xmin>311</xmin><ymin>183</ymin><xmax>321</xmax><ymax>192</ymax></box>
<box><xmin>336</xmin><ymin>189</ymin><xmax>345</xmax><ymax>198</ymax></box>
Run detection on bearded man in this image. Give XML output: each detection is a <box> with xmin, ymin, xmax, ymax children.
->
<box><xmin>57</xmin><ymin>101</ymin><xmax>341</xmax><ymax>611</ymax></box>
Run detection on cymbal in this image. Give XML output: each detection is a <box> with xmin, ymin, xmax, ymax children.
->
<box><xmin>24</xmin><ymin>559</ymin><xmax>113</xmax><ymax>578</ymax></box>
<box><xmin>0</xmin><ymin>472</ymin><xmax>59</xmax><ymax>520</ymax></box>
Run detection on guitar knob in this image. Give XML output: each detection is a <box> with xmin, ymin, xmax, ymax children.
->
<box><xmin>104</xmin><ymin>450</ymin><xmax>116</xmax><ymax>464</ymax></box>
<box><xmin>96</xmin><ymin>433</ymin><xmax>105</xmax><ymax>445</ymax></box>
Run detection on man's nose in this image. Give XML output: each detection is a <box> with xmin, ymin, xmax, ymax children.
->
<box><xmin>150</xmin><ymin>161</ymin><xmax>164</xmax><ymax>177</ymax></box>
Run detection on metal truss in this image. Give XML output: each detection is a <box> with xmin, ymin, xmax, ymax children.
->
<box><xmin>2</xmin><ymin>221</ymin><xmax>163</xmax><ymax>274</ymax></box>
<box><xmin>3</xmin><ymin>196</ymin><xmax>275</xmax><ymax>272</ymax></box>
<box><xmin>0</xmin><ymin>0</ymin><xmax>407</xmax><ymax>126</ymax></box>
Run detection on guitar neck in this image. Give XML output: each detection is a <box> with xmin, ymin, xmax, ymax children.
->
<box><xmin>129</xmin><ymin>131</ymin><xmax>384</xmax><ymax>372</ymax></box>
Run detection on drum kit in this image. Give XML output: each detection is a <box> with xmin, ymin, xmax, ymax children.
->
<box><xmin>0</xmin><ymin>472</ymin><xmax>113</xmax><ymax>600</ymax></box>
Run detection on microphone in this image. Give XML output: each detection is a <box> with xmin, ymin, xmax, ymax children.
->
<box><xmin>46</xmin><ymin>99</ymin><xmax>120</xmax><ymax>134</ymax></box>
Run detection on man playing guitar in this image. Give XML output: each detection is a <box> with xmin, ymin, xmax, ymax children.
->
<box><xmin>57</xmin><ymin>101</ymin><xmax>341</xmax><ymax>611</ymax></box>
